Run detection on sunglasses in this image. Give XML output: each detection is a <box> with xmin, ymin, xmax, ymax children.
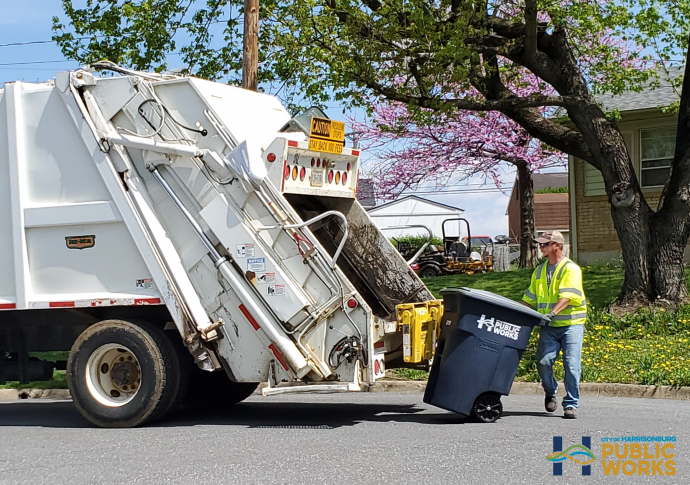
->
<box><xmin>538</xmin><ymin>242</ymin><xmax>553</xmax><ymax>248</ymax></box>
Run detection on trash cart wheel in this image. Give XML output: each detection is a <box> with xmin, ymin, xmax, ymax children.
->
<box><xmin>472</xmin><ymin>393</ymin><xmax>503</xmax><ymax>423</ymax></box>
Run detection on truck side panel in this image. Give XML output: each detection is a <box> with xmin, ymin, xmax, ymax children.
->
<box><xmin>0</xmin><ymin>89</ymin><xmax>16</xmax><ymax>306</ymax></box>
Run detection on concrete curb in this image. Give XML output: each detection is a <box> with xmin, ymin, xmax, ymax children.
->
<box><xmin>370</xmin><ymin>380</ymin><xmax>690</xmax><ymax>401</ymax></box>
<box><xmin>0</xmin><ymin>389</ymin><xmax>19</xmax><ymax>401</ymax></box>
<box><xmin>3</xmin><ymin>381</ymin><xmax>690</xmax><ymax>401</ymax></box>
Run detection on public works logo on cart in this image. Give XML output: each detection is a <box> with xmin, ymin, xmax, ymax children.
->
<box><xmin>547</xmin><ymin>436</ymin><xmax>596</xmax><ymax>476</ymax></box>
<box><xmin>476</xmin><ymin>314</ymin><xmax>520</xmax><ymax>340</ymax></box>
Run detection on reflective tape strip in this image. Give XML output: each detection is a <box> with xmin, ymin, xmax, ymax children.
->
<box><xmin>559</xmin><ymin>287</ymin><xmax>583</xmax><ymax>297</ymax></box>
<box><xmin>556</xmin><ymin>261</ymin><xmax>572</xmax><ymax>280</ymax></box>
<box><xmin>552</xmin><ymin>312</ymin><xmax>587</xmax><ymax>321</ymax></box>
<box><xmin>524</xmin><ymin>289</ymin><xmax>536</xmax><ymax>300</ymax></box>
<box><xmin>537</xmin><ymin>302</ymin><xmax>556</xmax><ymax>309</ymax></box>
<box><xmin>239</xmin><ymin>304</ymin><xmax>261</xmax><ymax>331</ymax></box>
<box><xmin>536</xmin><ymin>263</ymin><xmax>545</xmax><ymax>280</ymax></box>
<box><xmin>30</xmin><ymin>298</ymin><xmax>162</xmax><ymax>309</ymax></box>
<box><xmin>268</xmin><ymin>343</ymin><xmax>290</xmax><ymax>371</ymax></box>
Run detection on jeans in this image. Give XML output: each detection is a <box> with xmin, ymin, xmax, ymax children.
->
<box><xmin>536</xmin><ymin>324</ymin><xmax>584</xmax><ymax>409</ymax></box>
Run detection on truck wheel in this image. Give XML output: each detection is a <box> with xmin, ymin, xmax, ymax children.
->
<box><xmin>184</xmin><ymin>369</ymin><xmax>258</xmax><ymax>409</ymax></box>
<box><xmin>472</xmin><ymin>393</ymin><xmax>503</xmax><ymax>423</ymax></box>
<box><xmin>419</xmin><ymin>265</ymin><xmax>441</xmax><ymax>278</ymax></box>
<box><xmin>67</xmin><ymin>319</ymin><xmax>182</xmax><ymax>428</ymax></box>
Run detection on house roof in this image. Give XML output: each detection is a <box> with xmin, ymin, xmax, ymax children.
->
<box><xmin>368</xmin><ymin>194</ymin><xmax>464</xmax><ymax>213</ymax></box>
<box><xmin>356</xmin><ymin>178</ymin><xmax>376</xmax><ymax>208</ymax></box>
<box><xmin>532</xmin><ymin>172</ymin><xmax>568</xmax><ymax>191</ymax></box>
<box><xmin>596</xmin><ymin>67</ymin><xmax>682</xmax><ymax>112</ymax></box>
<box><xmin>553</xmin><ymin>67</ymin><xmax>682</xmax><ymax>119</ymax></box>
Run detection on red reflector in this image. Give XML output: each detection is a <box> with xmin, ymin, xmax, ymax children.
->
<box><xmin>300</xmin><ymin>167</ymin><xmax>306</xmax><ymax>181</ymax></box>
<box><xmin>352</xmin><ymin>150</ymin><xmax>360</xmax><ymax>156</ymax></box>
<box><xmin>288</xmin><ymin>140</ymin><xmax>298</xmax><ymax>147</ymax></box>
<box><xmin>328</xmin><ymin>170</ymin><xmax>334</xmax><ymax>183</ymax></box>
<box><xmin>347</xmin><ymin>162</ymin><xmax>351</xmax><ymax>171</ymax></box>
<box><xmin>269</xmin><ymin>343</ymin><xmax>290</xmax><ymax>371</ymax></box>
<box><xmin>311</xmin><ymin>158</ymin><xmax>315</xmax><ymax>167</ymax></box>
<box><xmin>410</xmin><ymin>263</ymin><xmax>419</xmax><ymax>270</ymax></box>
<box><xmin>347</xmin><ymin>298</ymin><xmax>357</xmax><ymax>309</ymax></box>
<box><xmin>373</xmin><ymin>340</ymin><xmax>385</xmax><ymax>349</ymax></box>
<box><xmin>49</xmin><ymin>301</ymin><xmax>75</xmax><ymax>308</ymax></box>
<box><xmin>317</xmin><ymin>158</ymin><xmax>321</xmax><ymax>168</ymax></box>
<box><xmin>239</xmin><ymin>304</ymin><xmax>261</xmax><ymax>331</ymax></box>
<box><xmin>284</xmin><ymin>165</ymin><xmax>290</xmax><ymax>179</ymax></box>
<box><xmin>134</xmin><ymin>298</ymin><xmax>162</xmax><ymax>305</ymax></box>
<box><xmin>267</xmin><ymin>153</ymin><xmax>276</xmax><ymax>162</ymax></box>
<box><xmin>335</xmin><ymin>171</ymin><xmax>341</xmax><ymax>184</ymax></box>
<box><xmin>374</xmin><ymin>359</ymin><xmax>380</xmax><ymax>374</ymax></box>
<box><xmin>342</xmin><ymin>172</ymin><xmax>347</xmax><ymax>185</ymax></box>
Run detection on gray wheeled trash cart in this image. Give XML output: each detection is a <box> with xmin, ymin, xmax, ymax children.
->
<box><xmin>424</xmin><ymin>287</ymin><xmax>547</xmax><ymax>422</ymax></box>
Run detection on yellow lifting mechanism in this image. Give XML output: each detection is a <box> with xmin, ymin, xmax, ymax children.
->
<box><xmin>396</xmin><ymin>300</ymin><xmax>444</xmax><ymax>363</ymax></box>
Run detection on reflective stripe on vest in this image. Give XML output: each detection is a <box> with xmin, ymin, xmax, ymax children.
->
<box><xmin>559</xmin><ymin>287</ymin><xmax>583</xmax><ymax>297</ymax></box>
<box><xmin>552</xmin><ymin>312</ymin><xmax>587</xmax><ymax>321</ymax></box>
<box><xmin>530</xmin><ymin>257</ymin><xmax>586</xmax><ymax>325</ymax></box>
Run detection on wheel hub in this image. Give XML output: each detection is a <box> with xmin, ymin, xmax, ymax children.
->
<box><xmin>85</xmin><ymin>344</ymin><xmax>142</xmax><ymax>407</ymax></box>
<box><xmin>110</xmin><ymin>360</ymin><xmax>140</xmax><ymax>389</ymax></box>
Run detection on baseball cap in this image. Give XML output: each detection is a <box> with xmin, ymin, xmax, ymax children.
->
<box><xmin>535</xmin><ymin>230</ymin><xmax>565</xmax><ymax>244</ymax></box>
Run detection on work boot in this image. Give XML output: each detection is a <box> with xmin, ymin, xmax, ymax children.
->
<box><xmin>544</xmin><ymin>395</ymin><xmax>557</xmax><ymax>413</ymax></box>
<box><xmin>563</xmin><ymin>406</ymin><xmax>577</xmax><ymax>419</ymax></box>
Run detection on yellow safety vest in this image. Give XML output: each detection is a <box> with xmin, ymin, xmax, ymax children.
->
<box><xmin>522</xmin><ymin>257</ymin><xmax>587</xmax><ymax>326</ymax></box>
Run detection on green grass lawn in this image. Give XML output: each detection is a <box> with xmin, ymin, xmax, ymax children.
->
<box><xmin>5</xmin><ymin>265</ymin><xmax>690</xmax><ymax>389</ymax></box>
<box><xmin>422</xmin><ymin>263</ymin><xmax>624</xmax><ymax>307</ymax></box>
<box><xmin>389</xmin><ymin>264</ymin><xmax>690</xmax><ymax>386</ymax></box>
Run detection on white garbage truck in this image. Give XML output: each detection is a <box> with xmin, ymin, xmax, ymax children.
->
<box><xmin>0</xmin><ymin>63</ymin><xmax>442</xmax><ymax>427</ymax></box>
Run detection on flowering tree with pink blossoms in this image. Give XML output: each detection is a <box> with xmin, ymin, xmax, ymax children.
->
<box><xmin>352</xmin><ymin>87</ymin><xmax>567</xmax><ymax>268</ymax></box>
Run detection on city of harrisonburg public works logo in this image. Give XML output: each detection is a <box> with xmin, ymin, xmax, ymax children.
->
<box><xmin>547</xmin><ymin>436</ymin><xmax>596</xmax><ymax>476</ymax></box>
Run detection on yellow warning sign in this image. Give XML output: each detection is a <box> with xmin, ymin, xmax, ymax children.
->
<box><xmin>309</xmin><ymin>117</ymin><xmax>345</xmax><ymax>155</ymax></box>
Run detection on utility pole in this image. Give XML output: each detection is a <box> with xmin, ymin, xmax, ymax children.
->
<box><xmin>242</xmin><ymin>0</ymin><xmax>259</xmax><ymax>91</ymax></box>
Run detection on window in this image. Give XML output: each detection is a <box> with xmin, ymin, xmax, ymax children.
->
<box><xmin>640</xmin><ymin>128</ymin><xmax>675</xmax><ymax>188</ymax></box>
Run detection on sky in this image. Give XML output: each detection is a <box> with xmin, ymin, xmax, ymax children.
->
<box><xmin>0</xmin><ymin>1</ymin><xmax>531</xmax><ymax>239</ymax></box>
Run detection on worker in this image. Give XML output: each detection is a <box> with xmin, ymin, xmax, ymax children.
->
<box><xmin>521</xmin><ymin>231</ymin><xmax>586</xmax><ymax>419</ymax></box>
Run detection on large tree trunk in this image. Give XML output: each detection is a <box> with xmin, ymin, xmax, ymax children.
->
<box><xmin>515</xmin><ymin>160</ymin><xmax>538</xmax><ymax>268</ymax></box>
<box><xmin>476</xmin><ymin>26</ymin><xmax>690</xmax><ymax>305</ymax></box>
<box><xmin>500</xmin><ymin>28</ymin><xmax>659</xmax><ymax>304</ymax></box>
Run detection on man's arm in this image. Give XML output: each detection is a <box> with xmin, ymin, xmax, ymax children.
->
<box><xmin>550</xmin><ymin>297</ymin><xmax>570</xmax><ymax>315</ymax></box>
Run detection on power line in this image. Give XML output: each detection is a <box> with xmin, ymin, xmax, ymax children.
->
<box><xmin>0</xmin><ymin>36</ymin><xmax>105</xmax><ymax>48</ymax></box>
<box><xmin>0</xmin><ymin>60</ymin><xmax>76</xmax><ymax>67</ymax></box>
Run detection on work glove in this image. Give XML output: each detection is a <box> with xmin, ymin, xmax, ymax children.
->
<box><xmin>539</xmin><ymin>311</ymin><xmax>556</xmax><ymax>327</ymax></box>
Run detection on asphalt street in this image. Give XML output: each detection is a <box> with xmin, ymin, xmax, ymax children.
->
<box><xmin>0</xmin><ymin>392</ymin><xmax>687</xmax><ymax>484</ymax></box>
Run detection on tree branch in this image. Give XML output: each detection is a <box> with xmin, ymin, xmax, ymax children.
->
<box><xmin>356</xmin><ymin>77</ymin><xmax>579</xmax><ymax>110</ymax></box>
<box><xmin>469</xmin><ymin>55</ymin><xmax>594</xmax><ymax>164</ymax></box>
<box><xmin>524</xmin><ymin>0</ymin><xmax>538</xmax><ymax>64</ymax></box>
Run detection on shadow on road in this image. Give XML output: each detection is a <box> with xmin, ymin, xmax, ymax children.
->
<box><xmin>0</xmin><ymin>400</ymin><xmax>485</xmax><ymax>429</ymax></box>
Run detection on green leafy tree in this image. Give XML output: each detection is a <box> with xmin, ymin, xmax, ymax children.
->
<box><xmin>54</xmin><ymin>1</ymin><xmax>690</xmax><ymax>306</ymax></box>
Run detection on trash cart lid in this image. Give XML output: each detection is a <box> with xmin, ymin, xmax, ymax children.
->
<box><xmin>441</xmin><ymin>287</ymin><xmax>545</xmax><ymax>320</ymax></box>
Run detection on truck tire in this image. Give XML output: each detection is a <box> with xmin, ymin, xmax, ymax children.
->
<box><xmin>419</xmin><ymin>264</ymin><xmax>441</xmax><ymax>278</ymax></box>
<box><xmin>184</xmin><ymin>369</ymin><xmax>258</xmax><ymax>409</ymax></box>
<box><xmin>67</xmin><ymin>319</ymin><xmax>182</xmax><ymax>428</ymax></box>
